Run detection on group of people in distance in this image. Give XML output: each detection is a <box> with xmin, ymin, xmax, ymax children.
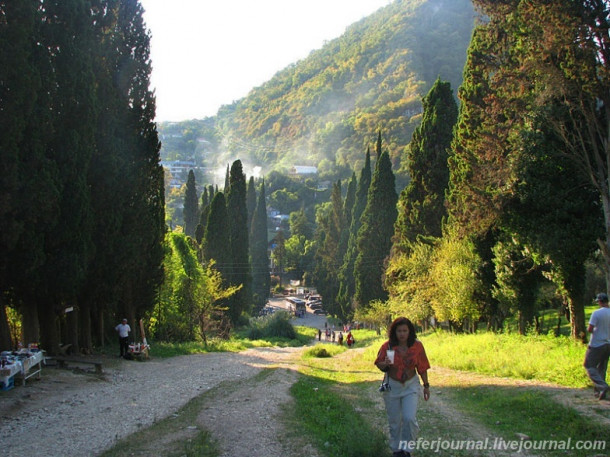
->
<box><xmin>374</xmin><ymin>292</ymin><xmax>610</xmax><ymax>457</ymax></box>
<box><xmin>317</xmin><ymin>328</ymin><xmax>355</xmax><ymax>347</ymax></box>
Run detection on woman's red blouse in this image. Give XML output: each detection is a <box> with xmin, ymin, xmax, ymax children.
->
<box><xmin>375</xmin><ymin>340</ymin><xmax>430</xmax><ymax>382</ymax></box>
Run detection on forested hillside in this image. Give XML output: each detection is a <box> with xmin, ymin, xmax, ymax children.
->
<box><xmin>159</xmin><ymin>0</ymin><xmax>474</xmax><ymax>183</ymax></box>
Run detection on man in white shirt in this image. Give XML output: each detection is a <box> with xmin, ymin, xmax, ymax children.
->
<box><xmin>115</xmin><ymin>318</ymin><xmax>131</xmax><ymax>358</ymax></box>
<box><xmin>584</xmin><ymin>293</ymin><xmax>610</xmax><ymax>400</ymax></box>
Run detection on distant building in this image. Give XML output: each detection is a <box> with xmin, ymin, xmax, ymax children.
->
<box><xmin>290</xmin><ymin>165</ymin><xmax>318</xmax><ymax>176</ymax></box>
<box><xmin>161</xmin><ymin>160</ymin><xmax>196</xmax><ymax>177</ymax></box>
<box><xmin>317</xmin><ymin>181</ymin><xmax>331</xmax><ymax>191</ymax></box>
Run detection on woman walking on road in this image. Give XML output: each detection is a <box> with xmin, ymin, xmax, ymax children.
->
<box><xmin>375</xmin><ymin>317</ymin><xmax>430</xmax><ymax>457</ymax></box>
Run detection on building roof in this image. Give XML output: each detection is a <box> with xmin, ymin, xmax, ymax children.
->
<box><xmin>291</xmin><ymin>166</ymin><xmax>318</xmax><ymax>175</ymax></box>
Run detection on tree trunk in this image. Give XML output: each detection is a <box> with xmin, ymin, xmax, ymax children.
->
<box><xmin>38</xmin><ymin>302</ymin><xmax>60</xmax><ymax>356</ymax></box>
<box><xmin>67</xmin><ymin>304</ymin><xmax>80</xmax><ymax>354</ymax></box>
<box><xmin>566</xmin><ymin>295</ymin><xmax>587</xmax><ymax>343</ymax></box>
<box><xmin>598</xmin><ymin>187</ymin><xmax>610</xmax><ymax>291</ymax></box>
<box><xmin>79</xmin><ymin>301</ymin><xmax>92</xmax><ymax>354</ymax></box>
<box><xmin>21</xmin><ymin>302</ymin><xmax>40</xmax><ymax>346</ymax></box>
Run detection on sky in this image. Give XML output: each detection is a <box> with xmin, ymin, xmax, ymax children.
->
<box><xmin>140</xmin><ymin>0</ymin><xmax>392</xmax><ymax>122</ymax></box>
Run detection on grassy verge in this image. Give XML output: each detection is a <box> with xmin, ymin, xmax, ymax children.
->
<box><xmin>419</xmin><ymin>331</ymin><xmax>589</xmax><ymax>387</ymax></box>
<box><xmin>289</xmin><ymin>376</ymin><xmax>387</xmax><ymax>457</ymax></box>
<box><xmin>292</xmin><ymin>328</ymin><xmax>607</xmax><ymax>457</ymax></box>
<box><xmin>303</xmin><ymin>343</ymin><xmax>347</xmax><ymax>358</ymax></box>
<box><xmin>104</xmin><ymin>324</ymin><xmax>316</xmax><ymax>359</ymax></box>
<box><xmin>441</xmin><ymin>382</ymin><xmax>609</xmax><ymax>456</ymax></box>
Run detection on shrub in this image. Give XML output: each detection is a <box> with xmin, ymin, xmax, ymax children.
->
<box><xmin>309</xmin><ymin>347</ymin><xmax>331</xmax><ymax>357</ymax></box>
<box><xmin>247</xmin><ymin>311</ymin><xmax>297</xmax><ymax>340</ymax></box>
<box><xmin>303</xmin><ymin>343</ymin><xmax>346</xmax><ymax>358</ymax></box>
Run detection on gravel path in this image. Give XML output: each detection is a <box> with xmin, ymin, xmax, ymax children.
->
<box><xmin>0</xmin><ymin>347</ymin><xmax>313</xmax><ymax>457</ymax></box>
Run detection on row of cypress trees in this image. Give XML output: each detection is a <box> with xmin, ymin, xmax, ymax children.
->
<box><xmin>0</xmin><ymin>0</ymin><xmax>165</xmax><ymax>354</ymax></box>
<box><xmin>182</xmin><ymin>161</ymin><xmax>270</xmax><ymax>323</ymax></box>
<box><xmin>312</xmin><ymin>132</ymin><xmax>398</xmax><ymax>321</ymax></box>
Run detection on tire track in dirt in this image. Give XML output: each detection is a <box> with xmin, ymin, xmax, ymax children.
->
<box><xmin>194</xmin><ymin>346</ymin><xmax>320</xmax><ymax>457</ymax></box>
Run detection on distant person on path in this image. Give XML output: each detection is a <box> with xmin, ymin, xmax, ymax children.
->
<box><xmin>584</xmin><ymin>293</ymin><xmax>610</xmax><ymax>400</ymax></box>
<box><xmin>318</xmin><ymin>329</ymin><xmax>322</xmax><ymax>341</ymax></box>
<box><xmin>346</xmin><ymin>331</ymin><xmax>354</xmax><ymax>348</ymax></box>
<box><xmin>115</xmin><ymin>318</ymin><xmax>131</xmax><ymax>358</ymax></box>
<box><xmin>338</xmin><ymin>332</ymin><xmax>344</xmax><ymax>345</ymax></box>
<box><xmin>375</xmin><ymin>317</ymin><xmax>430</xmax><ymax>457</ymax></box>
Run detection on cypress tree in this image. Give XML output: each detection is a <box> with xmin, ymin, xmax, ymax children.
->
<box><xmin>246</xmin><ymin>176</ymin><xmax>257</xmax><ymax>232</ymax></box>
<box><xmin>0</xmin><ymin>0</ymin><xmax>56</xmax><ymax>349</ymax></box>
<box><xmin>336</xmin><ymin>149</ymin><xmax>372</xmax><ymax>316</ymax></box>
<box><xmin>36</xmin><ymin>0</ymin><xmax>98</xmax><ymax>354</ymax></box>
<box><xmin>250</xmin><ymin>180</ymin><xmax>270</xmax><ymax>310</ymax></box>
<box><xmin>204</xmin><ymin>192</ymin><xmax>232</xmax><ymax>283</ymax></box>
<box><xmin>201</xmin><ymin>187</ymin><xmax>209</xmax><ymax>209</ymax></box>
<box><xmin>394</xmin><ymin>78</ymin><xmax>457</xmax><ymax>252</ymax></box>
<box><xmin>112</xmin><ymin>0</ymin><xmax>165</xmax><ymax>327</ymax></box>
<box><xmin>339</xmin><ymin>173</ymin><xmax>357</xmax><ymax>262</ymax></box>
<box><xmin>354</xmin><ymin>145</ymin><xmax>398</xmax><ymax>309</ymax></box>
<box><xmin>226</xmin><ymin>160</ymin><xmax>252</xmax><ymax>322</ymax></box>
<box><xmin>183</xmin><ymin>170</ymin><xmax>199</xmax><ymax>237</ymax></box>
<box><xmin>312</xmin><ymin>180</ymin><xmax>344</xmax><ymax>317</ymax></box>
<box><xmin>224</xmin><ymin>164</ymin><xmax>230</xmax><ymax>192</ymax></box>
<box><xmin>196</xmin><ymin>187</ymin><xmax>210</xmax><ymax>244</ymax></box>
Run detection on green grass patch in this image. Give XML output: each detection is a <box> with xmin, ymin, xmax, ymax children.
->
<box><xmin>346</xmin><ymin>328</ymin><xmax>384</xmax><ymax>347</ymax></box>
<box><xmin>164</xmin><ymin>430</ymin><xmax>219</xmax><ymax>457</ymax></box>
<box><xmin>303</xmin><ymin>343</ymin><xmax>347</xmax><ymax>358</ymax></box>
<box><xmin>143</xmin><ymin>325</ymin><xmax>313</xmax><ymax>358</ymax></box>
<box><xmin>420</xmin><ymin>331</ymin><xmax>589</xmax><ymax>387</ymax></box>
<box><xmin>289</xmin><ymin>375</ymin><xmax>387</xmax><ymax>457</ymax></box>
<box><xmin>444</xmin><ymin>385</ymin><xmax>609</xmax><ymax>456</ymax></box>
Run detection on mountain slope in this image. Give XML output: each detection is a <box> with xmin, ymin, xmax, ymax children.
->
<box><xmin>159</xmin><ymin>0</ymin><xmax>475</xmax><ymax>183</ymax></box>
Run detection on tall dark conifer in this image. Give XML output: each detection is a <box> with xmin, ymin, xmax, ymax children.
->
<box><xmin>112</xmin><ymin>0</ymin><xmax>165</xmax><ymax>326</ymax></box>
<box><xmin>183</xmin><ymin>170</ymin><xmax>199</xmax><ymax>238</ymax></box>
<box><xmin>354</xmin><ymin>145</ymin><xmax>397</xmax><ymax>309</ymax></box>
<box><xmin>250</xmin><ymin>180</ymin><xmax>270</xmax><ymax>309</ymax></box>
<box><xmin>0</xmin><ymin>0</ymin><xmax>57</xmax><ymax>349</ymax></box>
<box><xmin>338</xmin><ymin>173</ymin><xmax>357</xmax><ymax>262</ymax></box>
<box><xmin>394</xmin><ymin>78</ymin><xmax>457</xmax><ymax>252</ymax></box>
<box><xmin>35</xmin><ymin>0</ymin><xmax>98</xmax><ymax>353</ymax></box>
<box><xmin>336</xmin><ymin>149</ymin><xmax>371</xmax><ymax>316</ymax></box>
<box><xmin>224</xmin><ymin>164</ymin><xmax>230</xmax><ymax>192</ymax></box>
<box><xmin>246</xmin><ymin>176</ymin><xmax>257</xmax><ymax>232</ymax></box>
<box><xmin>226</xmin><ymin>160</ymin><xmax>252</xmax><ymax>322</ymax></box>
<box><xmin>204</xmin><ymin>192</ymin><xmax>232</xmax><ymax>283</ymax></box>
<box><xmin>312</xmin><ymin>180</ymin><xmax>343</xmax><ymax>317</ymax></box>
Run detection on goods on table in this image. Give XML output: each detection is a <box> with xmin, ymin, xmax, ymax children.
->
<box><xmin>0</xmin><ymin>348</ymin><xmax>44</xmax><ymax>390</ymax></box>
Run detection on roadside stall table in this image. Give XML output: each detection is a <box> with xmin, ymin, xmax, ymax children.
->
<box><xmin>0</xmin><ymin>349</ymin><xmax>45</xmax><ymax>390</ymax></box>
<box><xmin>0</xmin><ymin>359</ymin><xmax>22</xmax><ymax>391</ymax></box>
<box><xmin>17</xmin><ymin>350</ymin><xmax>44</xmax><ymax>385</ymax></box>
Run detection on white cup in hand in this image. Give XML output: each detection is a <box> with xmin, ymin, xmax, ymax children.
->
<box><xmin>386</xmin><ymin>350</ymin><xmax>395</xmax><ymax>364</ymax></box>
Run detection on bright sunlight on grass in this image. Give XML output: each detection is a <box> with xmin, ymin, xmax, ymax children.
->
<box><xmin>420</xmin><ymin>331</ymin><xmax>589</xmax><ymax>387</ymax></box>
<box><xmin>150</xmin><ymin>324</ymin><xmax>315</xmax><ymax>358</ymax></box>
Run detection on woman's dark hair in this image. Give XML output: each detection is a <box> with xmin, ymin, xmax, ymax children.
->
<box><xmin>388</xmin><ymin>317</ymin><xmax>416</xmax><ymax>348</ymax></box>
